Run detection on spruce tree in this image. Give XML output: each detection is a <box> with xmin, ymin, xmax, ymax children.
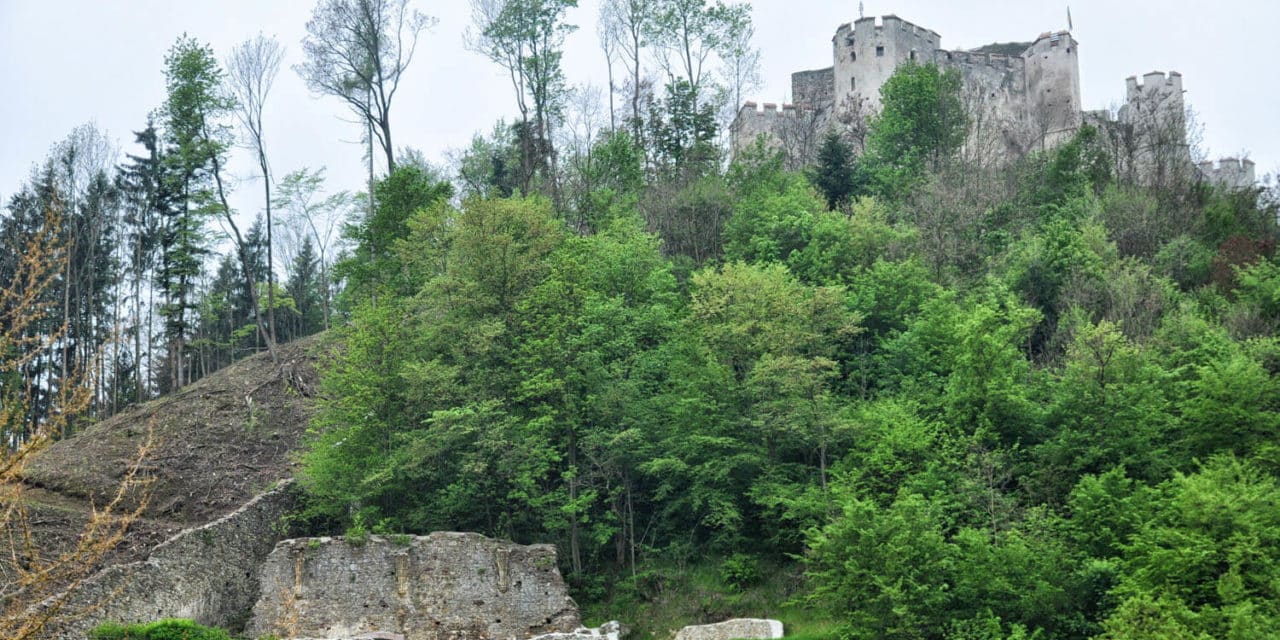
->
<box><xmin>809</xmin><ymin>131</ymin><xmax>859</xmax><ymax>211</ymax></box>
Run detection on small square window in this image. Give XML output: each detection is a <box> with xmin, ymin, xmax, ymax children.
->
<box><xmin>876</xmin><ymin>46</ymin><xmax>885</xmax><ymax>57</ymax></box>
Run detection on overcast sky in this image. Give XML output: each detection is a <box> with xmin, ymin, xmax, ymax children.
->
<box><xmin>2</xmin><ymin>0</ymin><xmax>1277</xmax><ymax>230</ymax></box>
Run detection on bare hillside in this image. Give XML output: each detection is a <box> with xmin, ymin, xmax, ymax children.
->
<box><xmin>11</xmin><ymin>335</ymin><xmax>325</xmax><ymax>582</ymax></box>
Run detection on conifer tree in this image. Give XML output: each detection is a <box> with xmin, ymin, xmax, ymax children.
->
<box><xmin>808</xmin><ymin>131</ymin><xmax>860</xmax><ymax>211</ymax></box>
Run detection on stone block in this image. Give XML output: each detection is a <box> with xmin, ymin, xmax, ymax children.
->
<box><xmin>674</xmin><ymin>618</ymin><xmax>784</xmax><ymax>640</ymax></box>
<box><xmin>247</xmin><ymin>532</ymin><xmax>581</xmax><ymax>640</ymax></box>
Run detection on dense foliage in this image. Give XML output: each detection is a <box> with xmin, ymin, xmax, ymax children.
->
<box><xmin>90</xmin><ymin>619</ymin><xmax>231</xmax><ymax>640</ymax></box>
<box><xmin>6</xmin><ymin>5</ymin><xmax>1278</xmax><ymax>636</ymax></box>
<box><xmin>301</xmin><ymin>62</ymin><xmax>1280</xmax><ymax>639</ymax></box>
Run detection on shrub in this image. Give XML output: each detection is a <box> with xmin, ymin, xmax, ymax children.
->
<box><xmin>90</xmin><ymin>618</ymin><xmax>231</xmax><ymax>640</ymax></box>
<box><xmin>720</xmin><ymin>553</ymin><xmax>762</xmax><ymax>591</ymax></box>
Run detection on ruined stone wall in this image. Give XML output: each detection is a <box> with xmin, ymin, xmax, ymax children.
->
<box><xmin>791</xmin><ymin>67</ymin><xmax>834</xmax><ymax>112</ymax></box>
<box><xmin>247</xmin><ymin>533</ymin><xmax>581</xmax><ymax>640</ymax></box>
<box><xmin>40</xmin><ymin>482</ymin><xmax>297</xmax><ymax>639</ymax></box>
<box><xmin>730</xmin><ymin>12</ymin><xmax>1207</xmax><ymax>173</ymax></box>
<box><xmin>1119</xmin><ymin>71</ymin><xmax>1192</xmax><ymax>185</ymax></box>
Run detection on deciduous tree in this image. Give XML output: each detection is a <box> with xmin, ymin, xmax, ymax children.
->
<box><xmin>298</xmin><ymin>0</ymin><xmax>435</xmax><ymax>172</ymax></box>
<box><xmin>228</xmin><ymin>34</ymin><xmax>285</xmax><ymax>345</ymax></box>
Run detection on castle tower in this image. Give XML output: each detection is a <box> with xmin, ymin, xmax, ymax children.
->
<box><xmin>1197</xmin><ymin>157</ymin><xmax>1256</xmax><ymax>189</ymax></box>
<box><xmin>1122</xmin><ymin>71</ymin><xmax>1185</xmax><ymax>136</ymax></box>
<box><xmin>834</xmin><ymin>15</ymin><xmax>941</xmax><ymax>112</ymax></box>
<box><xmin>1119</xmin><ymin>71</ymin><xmax>1190</xmax><ymax>184</ymax></box>
<box><xmin>1022</xmin><ymin>30</ymin><xmax>1082</xmax><ymax>147</ymax></box>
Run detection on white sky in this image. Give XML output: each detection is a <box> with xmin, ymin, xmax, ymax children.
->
<box><xmin>2</xmin><ymin>0</ymin><xmax>1277</xmax><ymax>232</ymax></box>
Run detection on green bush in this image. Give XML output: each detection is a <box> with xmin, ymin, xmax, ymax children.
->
<box><xmin>720</xmin><ymin>553</ymin><xmax>762</xmax><ymax>591</ymax></box>
<box><xmin>90</xmin><ymin>618</ymin><xmax>231</xmax><ymax>640</ymax></box>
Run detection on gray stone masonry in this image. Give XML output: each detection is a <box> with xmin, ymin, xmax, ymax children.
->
<box><xmin>674</xmin><ymin>618</ymin><xmax>784</xmax><ymax>640</ymax></box>
<box><xmin>247</xmin><ymin>532</ymin><xmax>581</xmax><ymax>640</ymax></box>
<box><xmin>35</xmin><ymin>481</ymin><xmax>298</xmax><ymax>639</ymax></box>
<box><xmin>730</xmin><ymin>12</ymin><xmax>1255</xmax><ymax>184</ymax></box>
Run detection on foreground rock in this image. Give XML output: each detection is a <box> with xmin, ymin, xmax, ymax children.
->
<box><xmin>674</xmin><ymin>618</ymin><xmax>784</xmax><ymax>640</ymax></box>
<box><xmin>530</xmin><ymin>621</ymin><xmax>624</xmax><ymax>640</ymax></box>
<box><xmin>247</xmin><ymin>532</ymin><xmax>580</xmax><ymax>640</ymax></box>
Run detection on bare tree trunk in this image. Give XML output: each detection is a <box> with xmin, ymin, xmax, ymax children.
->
<box><xmin>568</xmin><ymin>427</ymin><xmax>582</xmax><ymax>575</ymax></box>
<box><xmin>260</xmin><ymin>146</ymin><xmax>277</xmax><ymax>347</ymax></box>
<box><xmin>626</xmin><ymin>472</ymin><xmax>636</xmax><ymax>578</ymax></box>
<box><xmin>133</xmin><ymin>240</ymin><xmax>143</xmax><ymax>404</ymax></box>
<box><xmin>210</xmin><ymin>153</ymin><xmax>277</xmax><ymax>364</ymax></box>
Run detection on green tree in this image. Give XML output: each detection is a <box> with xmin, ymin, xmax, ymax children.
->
<box><xmin>338</xmin><ymin>164</ymin><xmax>452</xmax><ymax>300</ymax></box>
<box><xmin>805</xmin><ymin>492</ymin><xmax>955</xmax><ymax>638</ymax></box>
<box><xmin>468</xmin><ymin>0</ymin><xmax>578</xmax><ymax>199</ymax></box>
<box><xmin>162</xmin><ymin>34</ymin><xmax>277</xmax><ymax>370</ymax></box>
<box><xmin>645</xmin><ymin>0</ymin><xmax>749</xmax><ymax>108</ymax></box>
<box><xmin>284</xmin><ymin>236</ymin><xmax>325</xmax><ymax>339</ymax></box>
<box><xmin>273</xmin><ymin>166</ymin><xmax>349</xmax><ymax>330</ymax></box>
<box><xmin>864</xmin><ymin>62</ymin><xmax>966</xmax><ymax>196</ymax></box>
<box><xmin>808</xmin><ymin>131</ymin><xmax>861</xmax><ymax>210</ymax></box>
<box><xmin>1104</xmin><ymin>457</ymin><xmax>1280</xmax><ymax>637</ymax></box>
<box><xmin>298</xmin><ymin>0</ymin><xmax>435</xmax><ymax>172</ymax></box>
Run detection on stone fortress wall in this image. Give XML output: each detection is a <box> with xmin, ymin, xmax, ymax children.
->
<box><xmin>1199</xmin><ymin>157</ymin><xmax>1257</xmax><ymax>187</ymax></box>
<box><xmin>39</xmin><ymin>482</ymin><xmax>299</xmax><ymax>639</ymax></box>
<box><xmin>39</xmin><ymin>497</ymin><xmax>586</xmax><ymax>640</ymax></box>
<box><xmin>247</xmin><ymin>533</ymin><xmax>581</xmax><ymax>640</ymax></box>
<box><xmin>732</xmin><ymin>12</ymin><xmax>1254</xmax><ymax>188</ymax></box>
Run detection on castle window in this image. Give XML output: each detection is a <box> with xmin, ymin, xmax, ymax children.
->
<box><xmin>909</xmin><ymin>49</ymin><xmax>917</xmax><ymax>61</ymax></box>
<box><xmin>851</xmin><ymin>76</ymin><xmax>856</xmax><ymax>90</ymax></box>
<box><xmin>876</xmin><ymin>45</ymin><xmax>885</xmax><ymax>57</ymax></box>
<box><xmin>851</xmin><ymin>51</ymin><xmax>857</xmax><ymax>62</ymax></box>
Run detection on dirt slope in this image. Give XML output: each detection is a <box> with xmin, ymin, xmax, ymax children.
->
<box><xmin>12</xmin><ymin>334</ymin><xmax>326</xmax><ymax>580</ymax></box>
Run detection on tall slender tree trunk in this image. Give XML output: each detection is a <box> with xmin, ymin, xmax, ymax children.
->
<box><xmin>210</xmin><ymin>152</ymin><xmax>277</xmax><ymax>364</ymax></box>
<box><xmin>258</xmin><ymin>147</ymin><xmax>277</xmax><ymax>347</ymax></box>
<box><xmin>134</xmin><ymin>240</ymin><xmax>144</xmax><ymax>403</ymax></box>
<box><xmin>568</xmin><ymin>424</ymin><xmax>582</xmax><ymax>575</ymax></box>
<box><xmin>605</xmin><ymin>52</ymin><xmax>617</xmax><ymax>132</ymax></box>
<box><xmin>380</xmin><ymin>114</ymin><xmax>395</xmax><ymax>174</ymax></box>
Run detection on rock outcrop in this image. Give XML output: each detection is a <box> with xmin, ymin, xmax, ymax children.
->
<box><xmin>674</xmin><ymin>618</ymin><xmax>784</xmax><ymax>640</ymax></box>
<box><xmin>37</xmin><ymin>481</ymin><xmax>298</xmax><ymax>639</ymax></box>
<box><xmin>247</xmin><ymin>532</ymin><xmax>581</xmax><ymax>640</ymax></box>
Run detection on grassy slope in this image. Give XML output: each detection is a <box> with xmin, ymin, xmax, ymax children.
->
<box><xmin>579</xmin><ymin>558</ymin><xmax>839</xmax><ymax>640</ymax></box>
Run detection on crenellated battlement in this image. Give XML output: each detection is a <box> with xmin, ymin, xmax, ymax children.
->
<box><xmin>1031</xmin><ymin>30</ymin><xmax>1073</xmax><ymax>47</ymax></box>
<box><xmin>1198</xmin><ymin>157</ymin><xmax>1256</xmax><ymax>172</ymax></box>
<box><xmin>732</xmin><ymin>100</ymin><xmax>820</xmax><ymax>158</ymax></box>
<box><xmin>1197</xmin><ymin>157</ymin><xmax>1256</xmax><ymax>188</ymax></box>
<box><xmin>938</xmin><ymin>49</ymin><xmax>1025</xmax><ymax>71</ymax></box>
<box><xmin>737</xmin><ymin>101</ymin><xmax>806</xmax><ymax>119</ymax></box>
<box><xmin>852</xmin><ymin>14</ymin><xmax>941</xmax><ymax>40</ymax></box>
<box><xmin>733</xmin><ymin>10</ymin><xmax>1234</xmax><ymax>181</ymax></box>
<box><xmin>1127</xmin><ymin>71</ymin><xmax>1183</xmax><ymax>100</ymax></box>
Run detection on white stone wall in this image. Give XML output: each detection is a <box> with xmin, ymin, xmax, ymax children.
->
<box><xmin>1023</xmin><ymin>32</ymin><xmax>1083</xmax><ymax>147</ymax></box>
<box><xmin>247</xmin><ymin>533</ymin><xmax>581</xmax><ymax>640</ymax></box>
<box><xmin>1198</xmin><ymin>158</ymin><xmax>1257</xmax><ymax>188</ymax></box>
<box><xmin>835</xmin><ymin>15</ymin><xmax>942</xmax><ymax>112</ymax></box>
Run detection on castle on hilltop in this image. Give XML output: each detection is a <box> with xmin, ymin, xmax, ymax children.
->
<box><xmin>732</xmin><ymin>14</ymin><xmax>1255</xmax><ymax>188</ymax></box>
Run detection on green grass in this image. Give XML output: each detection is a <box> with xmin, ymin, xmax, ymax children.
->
<box><xmin>577</xmin><ymin>557</ymin><xmax>839</xmax><ymax>640</ymax></box>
